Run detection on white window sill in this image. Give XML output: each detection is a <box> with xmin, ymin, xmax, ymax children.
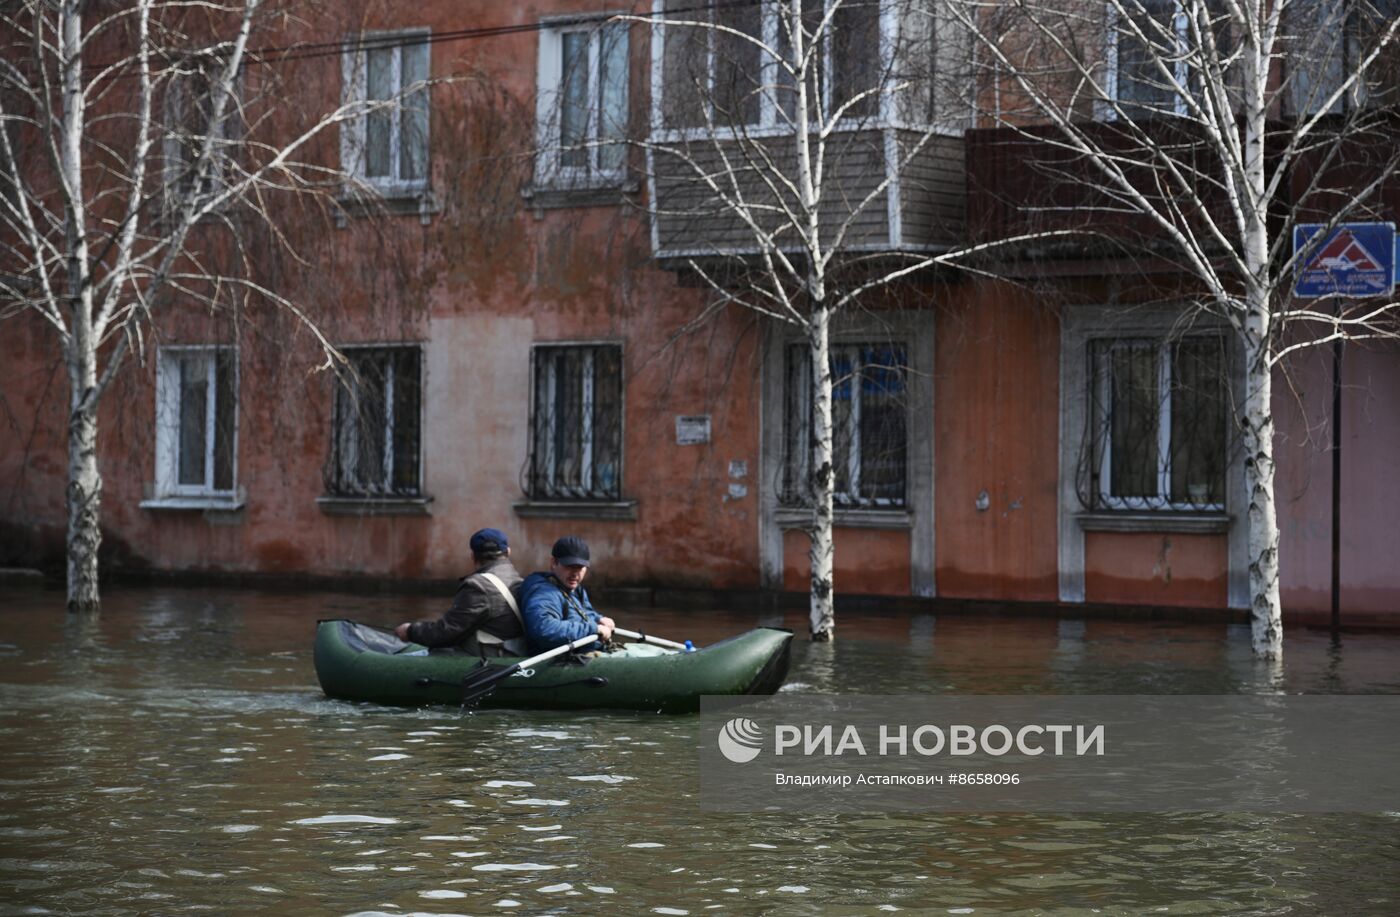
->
<box><xmin>775</xmin><ymin>506</ymin><xmax>911</xmax><ymax>530</ymax></box>
<box><xmin>513</xmin><ymin>499</ymin><xmax>638</xmax><ymax>521</ymax></box>
<box><xmin>334</xmin><ymin>186</ymin><xmax>439</xmax><ymax>226</ymax></box>
<box><xmin>140</xmin><ymin>495</ymin><xmax>245</xmax><ymax>513</ymax></box>
<box><xmin>521</xmin><ymin>178</ymin><xmax>637</xmax><ymax>213</ymax></box>
<box><xmin>317</xmin><ymin>495</ymin><xmax>433</xmax><ymax>517</ymax></box>
<box><xmin>1076</xmin><ymin>511</ymin><xmax>1231</xmax><ymax>534</ymax></box>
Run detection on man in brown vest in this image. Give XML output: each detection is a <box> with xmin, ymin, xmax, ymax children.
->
<box><xmin>394</xmin><ymin>528</ymin><xmax>526</xmax><ymax>656</ymax></box>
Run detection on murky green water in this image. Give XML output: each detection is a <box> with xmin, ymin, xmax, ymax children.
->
<box><xmin>1</xmin><ymin>585</ymin><xmax>1397</xmax><ymax>915</ymax></box>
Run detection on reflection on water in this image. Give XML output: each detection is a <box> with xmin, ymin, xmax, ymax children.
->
<box><xmin>1</xmin><ymin>585</ymin><xmax>1398</xmax><ymax>915</ymax></box>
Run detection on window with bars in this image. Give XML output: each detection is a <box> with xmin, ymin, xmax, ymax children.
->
<box><xmin>529</xmin><ymin>344</ymin><xmax>623</xmax><ymax>500</ymax></box>
<box><xmin>536</xmin><ymin>19</ymin><xmax>628</xmax><ymax>186</ymax></box>
<box><xmin>324</xmin><ymin>347</ymin><xmax>423</xmax><ymax>497</ymax></box>
<box><xmin>1089</xmin><ymin>335</ymin><xmax>1228</xmax><ymax>510</ymax></box>
<box><xmin>783</xmin><ymin>342</ymin><xmax>908</xmax><ymax>508</ymax></box>
<box><xmin>155</xmin><ymin>347</ymin><xmax>238</xmax><ymax>498</ymax></box>
<box><xmin>342</xmin><ymin>31</ymin><xmax>430</xmax><ymax>191</ymax></box>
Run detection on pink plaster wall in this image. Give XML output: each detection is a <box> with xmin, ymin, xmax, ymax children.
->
<box><xmin>1275</xmin><ymin>342</ymin><xmax>1400</xmax><ymax>620</ymax></box>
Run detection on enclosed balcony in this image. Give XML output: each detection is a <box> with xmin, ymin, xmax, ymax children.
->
<box><xmin>646</xmin><ymin>0</ymin><xmax>968</xmax><ymax>262</ymax></box>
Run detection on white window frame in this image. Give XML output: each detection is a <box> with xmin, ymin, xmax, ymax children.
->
<box><xmin>528</xmin><ymin>342</ymin><xmax>624</xmax><ymax>501</ymax></box>
<box><xmin>535</xmin><ymin>16</ymin><xmax>630</xmax><ymax>188</ymax></box>
<box><xmin>341</xmin><ymin>28</ymin><xmax>431</xmax><ymax>195</ymax></box>
<box><xmin>1091</xmin><ymin>336</ymin><xmax>1227</xmax><ymax>512</ymax></box>
<box><xmin>1058</xmin><ymin>304</ymin><xmax>1249</xmax><ymax>608</ymax></box>
<box><xmin>328</xmin><ymin>344</ymin><xmax>424</xmax><ymax>498</ymax></box>
<box><xmin>1102</xmin><ymin>0</ymin><xmax>1195</xmax><ymax>119</ymax></box>
<box><xmin>651</xmin><ymin>0</ymin><xmax>904</xmax><ymax>140</ymax></box>
<box><xmin>758</xmin><ymin>313</ymin><xmax>935</xmax><ymax>597</ymax></box>
<box><xmin>153</xmin><ymin>345</ymin><xmax>238</xmax><ymax>500</ymax></box>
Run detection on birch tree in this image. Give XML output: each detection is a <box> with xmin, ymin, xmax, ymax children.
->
<box><xmin>624</xmin><ymin>0</ymin><xmax>1069</xmax><ymax>640</ymax></box>
<box><xmin>952</xmin><ymin>0</ymin><xmax>1400</xmax><ymax>656</ymax></box>
<box><xmin>0</xmin><ymin>0</ymin><xmax>428</xmax><ymax>611</ymax></box>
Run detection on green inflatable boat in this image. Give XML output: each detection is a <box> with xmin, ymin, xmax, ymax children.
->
<box><xmin>313</xmin><ymin>619</ymin><xmax>793</xmax><ymax>714</ymax></box>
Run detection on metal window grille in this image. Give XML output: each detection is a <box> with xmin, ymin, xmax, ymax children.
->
<box><xmin>783</xmin><ymin>342</ymin><xmax>908</xmax><ymax>508</ymax></box>
<box><xmin>325</xmin><ymin>347</ymin><xmax>422</xmax><ymax>497</ymax></box>
<box><xmin>529</xmin><ymin>344</ymin><xmax>623</xmax><ymax>500</ymax></box>
<box><xmin>1087</xmin><ymin>335</ymin><xmax>1228</xmax><ymax>510</ymax></box>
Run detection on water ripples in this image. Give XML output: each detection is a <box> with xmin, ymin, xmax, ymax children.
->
<box><xmin>2</xmin><ymin>588</ymin><xmax>1399</xmax><ymax>913</ymax></box>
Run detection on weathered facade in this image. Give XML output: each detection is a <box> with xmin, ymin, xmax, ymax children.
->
<box><xmin>2</xmin><ymin>0</ymin><xmax>1398</xmax><ymax>627</ymax></box>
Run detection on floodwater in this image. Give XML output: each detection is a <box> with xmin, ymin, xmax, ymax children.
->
<box><xmin>1</xmin><ymin>585</ymin><xmax>1398</xmax><ymax>916</ymax></box>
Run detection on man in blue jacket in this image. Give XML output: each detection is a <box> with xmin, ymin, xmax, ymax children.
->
<box><xmin>520</xmin><ymin>535</ymin><xmax>615</xmax><ymax>654</ymax></box>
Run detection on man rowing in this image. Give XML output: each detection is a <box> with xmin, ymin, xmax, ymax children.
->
<box><xmin>520</xmin><ymin>535</ymin><xmax>616</xmax><ymax>654</ymax></box>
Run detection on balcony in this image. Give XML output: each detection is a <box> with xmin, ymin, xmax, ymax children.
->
<box><xmin>965</xmin><ymin>120</ymin><xmax>1242</xmax><ymax>255</ymax></box>
<box><xmin>646</xmin><ymin>0</ymin><xmax>967</xmax><ymax>263</ymax></box>
<box><xmin>649</xmin><ymin>127</ymin><xmax>964</xmax><ymax>261</ymax></box>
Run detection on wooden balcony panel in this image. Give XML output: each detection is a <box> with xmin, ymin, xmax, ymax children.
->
<box><xmin>896</xmin><ymin>131</ymin><xmax>966</xmax><ymax>248</ymax></box>
<box><xmin>651</xmin><ymin>128</ymin><xmax>964</xmax><ymax>259</ymax></box>
<box><xmin>965</xmin><ymin>122</ymin><xmax>1235</xmax><ymax>249</ymax></box>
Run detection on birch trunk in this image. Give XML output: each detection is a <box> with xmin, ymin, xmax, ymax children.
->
<box><xmin>1239</xmin><ymin>15</ymin><xmax>1282</xmax><ymax>658</ymax></box>
<box><xmin>808</xmin><ymin>306</ymin><xmax>836</xmax><ymax>641</ymax></box>
<box><xmin>1242</xmin><ymin>317</ymin><xmax>1282</xmax><ymax>657</ymax></box>
<box><xmin>66</xmin><ymin>351</ymin><xmax>102</xmax><ymax>613</ymax></box>
<box><xmin>60</xmin><ymin>0</ymin><xmax>101</xmax><ymax>613</ymax></box>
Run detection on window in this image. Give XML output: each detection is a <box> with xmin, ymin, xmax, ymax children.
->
<box><xmin>163</xmin><ymin>57</ymin><xmax>243</xmax><ymax>212</ymax></box>
<box><xmin>783</xmin><ymin>343</ymin><xmax>908</xmax><ymax>508</ymax></box>
<box><xmin>325</xmin><ymin>347</ymin><xmax>422</xmax><ymax>497</ymax></box>
<box><xmin>661</xmin><ymin>0</ymin><xmax>884</xmax><ymax>130</ymax></box>
<box><xmin>342</xmin><ymin>31</ymin><xmax>430</xmax><ymax>191</ymax></box>
<box><xmin>529</xmin><ymin>344</ymin><xmax>623</xmax><ymax>500</ymax></box>
<box><xmin>155</xmin><ymin>347</ymin><xmax>238</xmax><ymax>499</ymax></box>
<box><xmin>1088</xmin><ymin>336</ymin><xmax>1227</xmax><ymax>510</ymax></box>
<box><xmin>1106</xmin><ymin>0</ymin><xmax>1230</xmax><ymax>119</ymax></box>
<box><xmin>536</xmin><ymin>19</ymin><xmax>628</xmax><ymax>186</ymax></box>
<box><xmin>1286</xmin><ymin>0</ymin><xmax>1400</xmax><ymax>116</ymax></box>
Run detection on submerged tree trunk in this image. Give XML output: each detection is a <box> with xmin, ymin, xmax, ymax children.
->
<box><xmin>1242</xmin><ymin>325</ymin><xmax>1282</xmax><ymax>658</ymax></box>
<box><xmin>808</xmin><ymin>306</ymin><xmax>835</xmax><ymax>641</ymax></box>
<box><xmin>66</xmin><ymin>361</ymin><xmax>102</xmax><ymax>613</ymax></box>
<box><xmin>61</xmin><ymin>0</ymin><xmax>101</xmax><ymax>613</ymax></box>
<box><xmin>1238</xmin><ymin>36</ymin><xmax>1282</xmax><ymax>659</ymax></box>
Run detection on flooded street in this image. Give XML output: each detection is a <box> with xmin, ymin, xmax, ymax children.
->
<box><xmin>1</xmin><ymin>585</ymin><xmax>1398</xmax><ymax>915</ymax></box>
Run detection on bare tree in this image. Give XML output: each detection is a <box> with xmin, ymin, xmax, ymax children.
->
<box><xmin>952</xmin><ymin>0</ymin><xmax>1400</xmax><ymax>656</ymax></box>
<box><xmin>0</xmin><ymin>0</ymin><xmax>430</xmax><ymax>611</ymax></box>
<box><xmin>608</xmin><ymin>0</ymin><xmax>1075</xmax><ymax>640</ymax></box>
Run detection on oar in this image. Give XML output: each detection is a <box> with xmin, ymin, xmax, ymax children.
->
<box><xmin>613</xmin><ymin>627</ymin><xmax>695</xmax><ymax>652</ymax></box>
<box><xmin>459</xmin><ymin>634</ymin><xmax>600</xmax><ymax>705</ymax></box>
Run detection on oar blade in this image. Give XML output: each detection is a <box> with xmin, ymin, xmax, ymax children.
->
<box><xmin>458</xmin><ymin>661</ymin><xmax>519</xmax><ymax>705</ymax></box>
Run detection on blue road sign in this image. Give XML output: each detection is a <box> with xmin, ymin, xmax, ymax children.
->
<box><xmin>1294</xmin><ymin>222</ymin><xmax>1395</xmax><ymax>298</ymax></box>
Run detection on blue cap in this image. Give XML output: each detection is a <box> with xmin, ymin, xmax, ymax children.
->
<box><xmin>551</xmin><ymin>535</ymin><xmax>591</xmax><ymax>567</ymax></box>
<box><xmin>469</xmin><ymin>528</ymin><xmax>509</xmax><ymax>556</ymax></box>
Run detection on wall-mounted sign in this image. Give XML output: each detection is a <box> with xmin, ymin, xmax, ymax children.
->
<box><xmin>675</xmin><ymin>415</ymin><xmax>711</xmax><ymax>445</ymax></box>
<box><xmin>1293</xmin><ymin>222</ymin><xmax>1396</xmax><ymax>299</ymax></box>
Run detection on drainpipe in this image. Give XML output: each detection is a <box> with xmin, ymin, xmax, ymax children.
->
<box><xmin>1330</xmin><ymin>329</ymin><xmax>1342</xmax><ymax>634</ymax></box>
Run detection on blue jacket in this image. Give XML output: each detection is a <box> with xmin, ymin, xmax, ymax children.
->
<box><xmin>520</xmin><ymin>572</ymin><xmax>601</xmax><ymax>654</ymax></box>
